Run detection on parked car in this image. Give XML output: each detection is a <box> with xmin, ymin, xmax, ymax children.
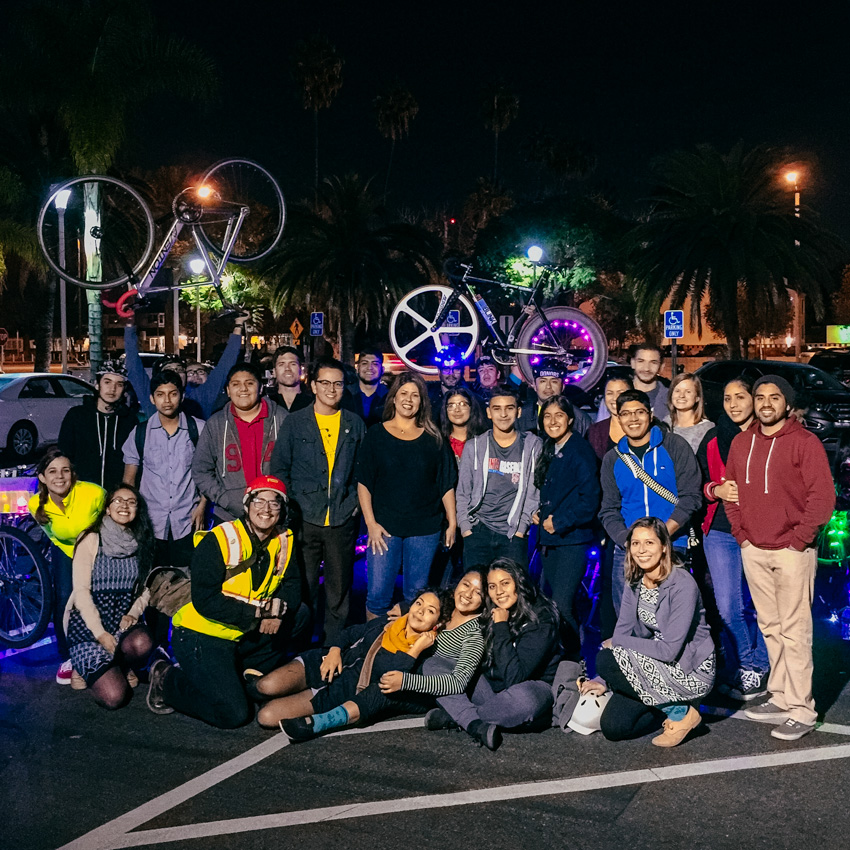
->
<box><xmin>807</xmin><ymin>350</ymin><xmax>850</xmax><ymax>388</ymax></box>
<box><xmin>0</xmin><ymin>373</ymin><xmax>96</xmax><ymax>460</ymax></box>
<box><xmin>695</xmin><ymin>359</ymin><xmax>850</xmax><ymax>454</ymax></box>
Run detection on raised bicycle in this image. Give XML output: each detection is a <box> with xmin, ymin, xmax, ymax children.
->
<box><xmin>389</xmin><ymin>260</ymin><xmax>608</xmax><ymax>388</ymax></box>
<box><xmin>37</xmin><ymin>158</ymin><xmax>285</xmax><ymax>318</ymax></box>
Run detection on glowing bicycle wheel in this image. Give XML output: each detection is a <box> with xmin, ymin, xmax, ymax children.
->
<box><xmin>389</xmin><ymin>285</ymin><xmax>479</xmax><ymax>375</ymax></box>
<box><xmin>514</xmin><ymin>307</ymin><xmax>608</xmax><ymax>389</ymax></box>
<box><xmin>0</xmin><ymin>525</ymin><xmax>53</xmax><ymax>649</ymax></box>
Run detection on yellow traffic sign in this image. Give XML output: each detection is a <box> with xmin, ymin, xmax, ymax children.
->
<box><xmin>290</xmin><ymin>318</ymin><xmax>303</xmax><ymax>338</ymax></box>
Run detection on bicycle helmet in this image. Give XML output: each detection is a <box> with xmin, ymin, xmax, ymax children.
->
<box><xmin>532</xmin><ymin>357</ymin><xmax>567</xmax><ymax>380</ymax></box>
<box><xmin>434</xmin><ymin>345</ymin><xmax>469</xmax><ymax>370</ymax></box>
<box><xmin>153</xmin><ymin>354</ymin><xmax>187</xmax><ymax>375</ymax></box>
<box><xmin>95</xmin><ymin>359</ymin><xmax>128</xmax><ymax>380</ymax></box>
<box><xmin>567</xmin><ymin>689</ymin><xmax>612</xmax><ymax>735</ymax></box>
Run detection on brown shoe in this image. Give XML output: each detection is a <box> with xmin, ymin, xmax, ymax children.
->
<box><xmin>126</xmin><ymin>670</ymin><xmax>139</xmax><ymax>688</ymax></box>
<box><xmin>70</xmin><ymin>670</ymin><xmax>87</xmax><ymax>690</ymax></box>
<box><xmin>652</xmin><ymin>706</ymin><xmax>702</xmax><ymax>748</ymax></box>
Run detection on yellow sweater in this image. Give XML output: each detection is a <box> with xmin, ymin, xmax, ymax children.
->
<box><xmin>28</xmin><ymin>481</ymin><xmax>106</xmax><ymax>557</ymax></box>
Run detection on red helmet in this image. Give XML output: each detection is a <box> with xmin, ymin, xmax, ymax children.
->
<box><xmin>243</xmin><ymin>475</ymin><xmax>288</xmax><ymax>509</ymax></box>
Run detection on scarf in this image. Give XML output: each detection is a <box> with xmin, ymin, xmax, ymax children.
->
<box><xmin>99</xmin><ymin>515</ymin><xmax>139</xmax><ymax>558</ymax></box>
<box><xmin>356</xmin><ymin>615</ymin><xmax>419</xmax><ymax>693</ymax></box>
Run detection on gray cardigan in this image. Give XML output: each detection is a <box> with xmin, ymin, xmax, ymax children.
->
<box><xmin>613</xmin><ymin>567</ymin><xmax>714</xmax><ymax>674</ymax></box>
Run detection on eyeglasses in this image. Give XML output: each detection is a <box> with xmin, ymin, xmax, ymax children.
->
<box><xmin>447</xmin><ymin>401</ymin><xmax>470</xmax><ymax>409</ymax></box>
<box><xmin>186</xmin><ymin>369</ymin><xmax>206</xmax><ymax>377</ymax></box>
<box><xmin>251</xmin><ymin>498</ymin><xmax>282</xmax><ymax>512</ymax></box>
<box><xmin>111</xmin><ymin>497</ymin><xmax>138</xmax><ymax>507</ymax></box>
<box><xmin>617</xmin><ymin>409</ymin><xmax>650</xmax><ymax>420</ymax></box>
<box><xmin>315</xmin><ymin>380</ymin><xmax>345</xmax><ymax>389</ymax></box>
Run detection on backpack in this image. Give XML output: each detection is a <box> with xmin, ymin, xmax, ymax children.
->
<box><xmin>134</xmin><ymin>416</ymin><xmax>199</xmax><ymax>482</ymax></box>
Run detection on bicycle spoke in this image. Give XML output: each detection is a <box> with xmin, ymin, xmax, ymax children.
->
<box><xmin>395</xmin><ymin>303</ymin><xmax>434</xmax><ymax>330</ymax></box>
<box><xmin>397</xmin><ymin>328</ymin><xmax>438</xmax><ymax>357</ymax></box>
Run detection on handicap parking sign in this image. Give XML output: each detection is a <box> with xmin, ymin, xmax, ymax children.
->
<box><xmin>664</xmin><ymin>310</ymin><xmax>684</xmax><ymax>339</ymax></box>
<box><xmin>444</xmin><ymin>310</ymin><xmax>460</xmax><ymax>332</ymax></box>
<box><xmin>310</xmin><ymin>312</ymin><xmax>324</xmax><ymax>336</ymax></box>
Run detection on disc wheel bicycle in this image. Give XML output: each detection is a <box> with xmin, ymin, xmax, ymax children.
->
<box><xmin>37</xmin><ymin>175</ymin><xmax>156</xmax><ymax>290</ymax></box>
<box><xmin>197</xmin><ymin>158</ymin><xmax>286</xmax><ymax>263</ymax></box>
<box><xmin>0</xmin><ymin>525</ymin><xmax>53</xmax><ymax>649</ymax></box>
<box><xmin>515</xmin><ymin>306</ymin><xmax>608</xmax><ymax>390</ymax></box>
<box><xmin>389</xmin><ymin>285</ymin><xmax>479</xmax><ymax>375</ymax></box>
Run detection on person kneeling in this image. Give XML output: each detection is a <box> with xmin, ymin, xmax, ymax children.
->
<box><xmin>427</xmin><ymin>558</ymin><xmax>561</xmax><ymax>751</ymax></box>
<box><xmin>258</xmin><ymin>589</ymin><xmax>447</xmax><ymax>741</ymax></box>
<box><xmin>146</xmin><ymin>476</ymin><xmax>302</xmax><ymax>728</ymax></box>
<box><xmin>586</xmin><ymin>517</ymin><xmax>715</xmax><ymax>748</ymax></box>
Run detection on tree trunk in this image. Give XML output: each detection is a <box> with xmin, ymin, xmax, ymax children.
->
<box><xmin>724</xmin><ymin>310</ymin><xmax>742</xmax><ymax>360</ymax></box>
<box><xmin>340</xmin><ymin>319</ymin><xmax>356</xmax><ymax>365</ymax></box>
<box><xmin>33</xmin><ymin>272</ymin><xmax>57</xmax><ymax>372</ymax></box>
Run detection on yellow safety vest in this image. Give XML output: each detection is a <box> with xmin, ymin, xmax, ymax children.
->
<box><xmin>173</xmin><ymin>520</ymin><xmax>293</xmax><ymax>641</ymax></box>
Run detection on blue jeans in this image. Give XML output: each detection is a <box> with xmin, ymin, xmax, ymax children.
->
<box><xmin>704</xmin><ymin>530</ymin><xmax>769</xmax><ymax>672</ymax></box>
<box><xmin>366</xmin><ymin>532</ymin><xmax>441</xmax><ymax>616</ymax></box>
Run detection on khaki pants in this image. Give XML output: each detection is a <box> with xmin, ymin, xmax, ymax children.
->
<box><xmin>741</xmin><ymin>545</ymin><xmax>817</xmax><ymax>725</ymax></box>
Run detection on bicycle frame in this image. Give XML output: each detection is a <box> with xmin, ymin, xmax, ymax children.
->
<box><xmin>436</xmin><ymin>264</ymin><xmax>566</xmax><ymax>359</ymax></box>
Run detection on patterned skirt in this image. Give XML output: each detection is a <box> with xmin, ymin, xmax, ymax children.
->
<box><xmin>613</xmin><ymin>645</ymin><xmax>716</xmax><ymax>707</ymax></box>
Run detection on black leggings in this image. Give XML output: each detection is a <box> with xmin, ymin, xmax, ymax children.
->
<box><xmin>595</xmin><ymin>648</ymin><xmax>702</xmax><ymax>742</ymax></box>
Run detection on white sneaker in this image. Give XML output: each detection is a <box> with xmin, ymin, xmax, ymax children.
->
<box><xmin>56</xmin><ymin>659</ymin><xmax>73</xmax><ymax>685</ymax></box>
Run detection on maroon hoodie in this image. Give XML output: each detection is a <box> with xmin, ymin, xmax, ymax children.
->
<box><xmin>724</xmin><ymin>416</ymin><xmax>834</xmax><ymax>551</ymax></box>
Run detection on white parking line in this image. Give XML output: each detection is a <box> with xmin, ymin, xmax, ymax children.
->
<box><xmin>107</xmin><ymin>743</ymin><xmax>850</xmax><ymax>848</ymax></box>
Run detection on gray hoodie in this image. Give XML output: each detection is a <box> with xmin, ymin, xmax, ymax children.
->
<box><xmin>456</xmin><ymin>430</ymin><xmax>542</xmax><ymax>538</ymax></box>
<box><xmin>192</xmin><ymin>398</ymin><xmax>288</xmax><ymax>521</ymax></box>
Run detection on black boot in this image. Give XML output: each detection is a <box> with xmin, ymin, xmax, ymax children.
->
<box><xmin>467</xmin><ymin>720</ymin><xmax>502</xmax><ymax>751</ymax></box>
<box><xmin>425</xmin><ymin>707</ymin><xmax>459</xmax><ymax>731</ymax></box>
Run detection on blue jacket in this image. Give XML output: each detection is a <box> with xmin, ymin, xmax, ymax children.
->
<box><xmin>599</xmin><ymin>426</ymin><xmax>701</xmax><ymax>547</ymax></box>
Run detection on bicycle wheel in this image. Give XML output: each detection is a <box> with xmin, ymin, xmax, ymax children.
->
<box><xmin>37</xmin><ymin>175</ymin><xmax>156</xmax><ymax>290</ymax></box>
<box><xmin>515</xmin><ymin>307</ymin><xmax>608</xmax><ymax>389</ymax></box>
<box><xmin>0</xmin><ymin>525</ymin><xmax>53</xmax><ymax>649</ymax></box>
<box><xmin>197</xmin><ymin>159</ymin><xmax>286</xmax><ymax>263</ymax></box>
<box><xmin>389</xmin><ymin>285</ymin><xmax>479</xmax><ymax>375</ymax></box>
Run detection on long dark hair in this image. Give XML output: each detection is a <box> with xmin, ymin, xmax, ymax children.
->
<box><xmin>410</xmin><ymin>585</ymin><xmax>453</xmax><ymax>629</ymax></box>
<box><xmin>77</xmin><ymin>484</ymin><xmax>155</xmax><ymax>588</ymax></box>
<box><xmin>438</xmin><ymin>388</ymin><xmax>487</xmax><ymax>443</ymax></box>
<box><xmin>483</xmin><ymin>558</ymin><xmax>557</xmax><ymax>666</ymax></box>
<box><xmin>382</xmin><ymin>371</ymin><xmax>443</xmax><ymax>446</ymax></box>
<box><xmin>623</xmin><ymin>516</ymin><xmax>675</xmax><ymax>586</ymax></box>
<box><xmin>533</xmin><ymin>395</ymin><xmax>575</xmax><ymax>490</ymax></box>
<box><xmin>33</xmin><ymin>447</ymin><xmax>77</xmax><ymax>526</ymax></box>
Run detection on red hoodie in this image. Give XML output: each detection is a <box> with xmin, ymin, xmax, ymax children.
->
<box><xmin>724</xmin><ymin>416</ymin><xmax>834</xmax><ymax>551</ymax></box>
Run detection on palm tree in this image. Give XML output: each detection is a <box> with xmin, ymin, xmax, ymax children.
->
<box><xmin>374</xmin><ymin>81</ymin><xmax>419</xmax><ymax>200</ymax></box>
<box><xmin>481</xmin><ymin>83</ymin><xmax>519</xmax><ymax>183</ymax></box>
<box><xmin>627</xmin><ymin>144</ymin><xmax>845</xmax><ymax>359</ymax></box>
<box><xmin>266</xmin><ymin>174</ymin><xmax>441</xmax><ymax>363</ymax></box>
<box><xmin>291</xmin><ymin>36</ymin><xmax>344</xmax><ymax>199</ymax></box>
<box><xmin>0</xmin><ymin>0</ymin><xmax>217</xmax><ymax>372</ymax></box>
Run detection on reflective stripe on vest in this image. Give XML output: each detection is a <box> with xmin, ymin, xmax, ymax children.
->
<box><xmin>172</xmin><ymin>521</ymin><xmax>293</xmax><ymax>641</ymax></box>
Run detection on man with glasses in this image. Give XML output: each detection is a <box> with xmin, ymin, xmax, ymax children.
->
<box><xmin>599</xmin><ymin>389</ymin><xmax>701</xmax><ymax>613</ymax></box>
<box><xmin>265</xmin><ymin>346</ymin><xmax>314</xmax><ymax>413</ymax></box>
<box><xmin>272</xmin><ymin>359</ymin><xmax>365</xmax><ymax>643</ymax></box>
<box><xmin>342</xmin><ymin>348</ymin><xmax>387</xmax><ymax>428</ymax></box>
<box><xmin>186</xmin><ymin>361</ymin><xmax>210</xmax><ymax>387</ymax></box>
<box><xmin>147</xmin><ymin>476</ymin><xmax>303</xmax><ymax>727</ymax></box>
<box><xmin>192</xmin><ymin>363</ymin><xmax>288</xmax><ymax>524</ymax></box>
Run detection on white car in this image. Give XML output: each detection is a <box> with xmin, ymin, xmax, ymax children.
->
<box><xmin>0</xmin><ymin>373</ymin><xmax>96</xmax><ymax>460</ymax></box>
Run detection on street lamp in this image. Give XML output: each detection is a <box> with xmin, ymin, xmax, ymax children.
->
<box><xmin>189</xmin><ymin>258</ymin><xmax>206</xmax><ymax>275</ymax></box>
<box><xmin>784</xmin><ymin>170</ymin><xmax>803</xmax><ymax>361</ymax></box>
<box><xmin>527</xmin><ymin>245</ymin><xmax>543</xmax><ymax>263</ymax></box>
<box><xmin>188</xmin><ymin>258</ymin><xmax>206</xmax><ymax>359</ymax></box>
<box><xmin>54</xmin><ymin>188</ymin><xmax>73</xmax><ymax>374</ymax></box>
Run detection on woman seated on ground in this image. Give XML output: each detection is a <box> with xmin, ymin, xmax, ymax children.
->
<box><xmin>255</xmin><ymin>588</ymin><xmax>449</xmax><ymax>738</ymax></box>
<box><xmin>426</xmin><ymin>558</ymin><xmax>561</xmax><ymax>751</ymax></box>
<box><xmin>581</xmin><ymin>517</ymin><xmax>715</xmax><ymax>747</ymax></box>
<box><xmin>66</xmin><ymin>484</ymin><xmax>155</xmax><ymax>708</ymax></box>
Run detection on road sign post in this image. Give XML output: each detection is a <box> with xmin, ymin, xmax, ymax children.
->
<box><xmin>664</xmin><ymin>310</ymin><xmax>684</xmax><ymax>377</ymax></box>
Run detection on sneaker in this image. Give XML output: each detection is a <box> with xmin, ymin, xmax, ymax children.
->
<box><xmin>771</xmin><ymin>718</ymin><xmax>816</xmax><ymax>741</ymax></box>
<box><xmin>728</xmin><ymin>669</ymin><xmax>768</xmax><ymax>702</ymax></box>
<box><xmin>744</xmin><ymin>699</ymin><xmax>791</xmax><ymax>724</ymax></box>
<box><xmin>280</xmin><ymin>716</ymin><xmax>320</xmax><ymax>743</ymax></box>
<box><xmin>70</xmin><ymin>670</ymin><xmax>87</xmax><ymax>690</ymax></box>
<box><xmin>146</xmin><ymin>659</ymin><xmax>174</xmax><ymax>715</ymax></box>
<box><xmin>56</xmin><ymin>660</ymin><xmax>73</xmax><ymax>685</ymax></box>
<box><xmin>425</xmin><ymin>707</ymin><xmax>459</xmax><ymax>732</ymax></box>
<box><xmin>652</xmin><ymin>706</ymin><xmax>702</xmax><ymax>748</ymax></box>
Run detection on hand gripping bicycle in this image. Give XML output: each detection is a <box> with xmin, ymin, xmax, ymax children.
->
<box><xmin>37</xmin><ymin>159</ymin><xmax>285</xmax><ymax>317</ymax></box>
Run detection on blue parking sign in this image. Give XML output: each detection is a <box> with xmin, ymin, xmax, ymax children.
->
<box><xmin>444</xmin><ymin>310</ymin><xmax>460</xmax><ymax>332</ymax></box>
<box><xmin>310</xmin><ymin>312</ymin><xmax>324</xmax><ymax>336</ymax></box>
<box><xmin>664</xmin><ymin>310</ymin><xmax>684</xmax><ymax>339</ymax></box>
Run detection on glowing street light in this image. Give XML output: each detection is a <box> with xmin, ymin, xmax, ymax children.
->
<box><xmin>197</xmin><ymin>185</ymin><xmax>212</xmax><ymax>199</ymax></box>
<box><xmin>784</xmin><ymin>171</ymin><xmax>799</xmax><ymax>186</ymax></box>
<box><xmin>784</xmin><ymin>170</ymin><xmax>803</xmax><ymax>360</ymax></box>
<box><xmin>189</xmin><ymin>258</ymin><xmax>206</xmax><ymax>275</ymax></box>
<box><xmin>527</xmin><ymin>245</ymin><xmax>543</xmax><ymax>263</ymax></box>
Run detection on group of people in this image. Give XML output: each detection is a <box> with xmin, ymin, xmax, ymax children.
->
<box><xmin>29</xmin><ymin>334</ymin><xmax>834</xmax><ymax>750</ymax></box>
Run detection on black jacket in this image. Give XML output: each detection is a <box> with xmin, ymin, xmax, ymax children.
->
<box><xmin>486</xmin><ymin>598</ymin><xmax>561</xmax><ymax>691</ymax></box>
<box><xmin>342</xmin><ymin>383</ymin><xmax>388</xmax><ymax>428</ymax></box>
<box><xmin>264</xmin><ymin>387</ymin><xmax>314</xmax><ymax>413</ymax></box>
<box><xmin>58</xmin><ymin>396</ymin><xmax>138</xmax><ymax>491</ymax></box>
<box><xmin>270</xmin><ymin>406</ymin><xmax>366</xmax><ymax>527</ymax></box>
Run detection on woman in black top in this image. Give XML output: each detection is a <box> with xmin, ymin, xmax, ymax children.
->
<box><xmin>532</xmin><ymin>396</ymin><xmax>601</xmax><ymax>660</ymax></box>
<box><xmin>427</xmin><ymin>558</ymin><xmax>560</xmax><ymax>750</ymax></box>
<box><xmin>356</xmin><ymin>372</ymin><xmax>458</xmax><ymax>617</ymax></box>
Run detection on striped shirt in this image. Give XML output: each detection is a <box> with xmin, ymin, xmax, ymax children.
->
<box><xmin>401</xmin><ymin>617</ymin><xmax>484</xmax><ymax>696</ymax></box>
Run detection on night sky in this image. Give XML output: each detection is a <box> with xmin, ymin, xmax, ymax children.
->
<box><xmin>134</xmin><ymin>0</ymin><xmax>850</xmax><ymax>236</ymax></box>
